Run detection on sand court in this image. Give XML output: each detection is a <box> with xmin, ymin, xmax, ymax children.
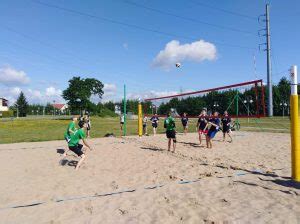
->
<box><xmin>0</xmin><ymin>131</ymin><xmax>299</xmax><ymax>223</ymax></box>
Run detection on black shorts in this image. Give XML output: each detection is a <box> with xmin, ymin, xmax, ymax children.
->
<box><xmin>166</xmin><ymin>130</ymin><xmax>176</xmax><ymax>139</ymax></box>
<box><xmin>143</xmin><ymin>124</ymin><xmax>147</xmax><ymax>128</ymax></box>
<box><xmin>120</xmin><ymin>122</ymin><xmax>124</xmax><ymax>125</ymax></box>
<box><xmin>152</xmin><ymin>123</ymin><xmax>158</xmax><ymax>128</ymax></box>
<box><xmin>182</xmin><ymin>123</ymin><xmax>188</xmax><ymax>127</ymax></box>
<box><xmin>87</xmin><ymin>125</ymin><xmax>91</xmax><ymax>131</ymax></box>
<box><xmin>222</xmin><ymin>125</ymin><xmax>230</xmax><ymax>133</ymax></box>
<box><xmin>69</xmin><ymin>144</ymin><xmax>84</xmax><ymax>156</ymax></box>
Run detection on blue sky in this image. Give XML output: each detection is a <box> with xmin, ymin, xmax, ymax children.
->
<box><xmin>0</xmin><ymin>0</ymin><xmax>299</xmax><ymax>104</ymax></box>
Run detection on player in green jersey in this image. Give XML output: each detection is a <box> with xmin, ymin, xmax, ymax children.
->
<box><xmin>164</xmin><ymin>112</ymin><xmax>176</xmax><ymax>153</ymax></box>
<box><xmin>63</xmin><ymin>120</ymin><xmax>93</xmax><ymax>170</ymax></box>
<box><xmin>64</xmin><ymin>116</ymin><xmax>78</xmax><ymax>143</ymax></box>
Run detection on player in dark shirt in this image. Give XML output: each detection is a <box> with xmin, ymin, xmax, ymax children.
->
<box><xmin>197</xmin><ymin>109</ymin><xmax>208</xmax><ymax>145</ymax></box>
<box><xmin>221</xmin><ymin>111</ymin><xmax>233</xmax><ymax>142</ymax></box>
<box><xmin>205</xmin><ymin>111</ymin><xmax>220</xmax><ymax>149</ymax></box>
<box><xmin>181</xmin><ymin>112</ymin><xmax>189</xmax><ymax>135</ymax></box>
<box><xmin>150</xmin><ymin>113</ymin><xmax>159</xmax><ymax>136</ymax></box>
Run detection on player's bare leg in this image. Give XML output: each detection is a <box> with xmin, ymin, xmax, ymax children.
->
<box><xmin>75</xmin><ymin>154</ymin><xmax>86</xmax><ymax>170</ymax></box>
<box><xmin>172</xmin><ymin>138</ymin><xmax>176</xmax><ymax>153</ymax></box>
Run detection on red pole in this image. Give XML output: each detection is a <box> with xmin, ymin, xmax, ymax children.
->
<box><xmin>261</xmin><ymin>81</ymin><xmax>266</xmax><ymax>116</ymax></box>
<box><xmin>255</xmin><ymin>83</ymin><xmax>259</xmax><ymax>116</ymax></box>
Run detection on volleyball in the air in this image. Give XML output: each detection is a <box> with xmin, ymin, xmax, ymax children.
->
<box><xmin>175</xmin><ymin>62</ymin><xmax>181</xmax><ymax>68</ymax></box>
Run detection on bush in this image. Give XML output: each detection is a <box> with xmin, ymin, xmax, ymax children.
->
<box><xmin>0</xmin><ymin>110</ymin><xmax>14</xmax><ymax>118</ymax></box>
<box><xmin>98</xmin><ymin>108</ymin><xmax>118</xmax><ymax>117</ymax></box>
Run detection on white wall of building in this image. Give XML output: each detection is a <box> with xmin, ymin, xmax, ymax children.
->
<box><xmin>0</xmin><ymin>99</ymin><xmax>8</xmax><ymax>112</ymax></box>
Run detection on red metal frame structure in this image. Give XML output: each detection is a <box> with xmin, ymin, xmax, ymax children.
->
<box><xmin>144</xmin><ymin>79</ymin><xmax>266</xmax><ymax>118</ymax></box>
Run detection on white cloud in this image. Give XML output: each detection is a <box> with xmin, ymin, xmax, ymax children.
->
<box><xmin>153</xmin><ymin>39</ymin><xmax>217</xmax><ymax>70</ymax></box>
<box><xmin>10</xmin><ymin>87</ymin><xmax>21</xmax><ymax>96</ymax></box>
<box><xmin>128</xmin><ymin>90</ymin><xmax>179</xmax><ymax>101</ymax></box>
<box><xmin>45</xmin><ymin>86</ymin><xmax>62</xmax><ymax>97</ymax></box>
<box><xmin>27</xmin><ymin>89</ymin><xmax>43</xmax><ymax>100</ymax></box>
<box><xmin>100</xmin><ymin>83</ymin><xmax>118</xmax><ymax>103</ymax></box>
<box><xmin>90</xmin><ymin>83</ymin><xmax>118</xmax><ymax>103</ymax></box>
<box><xmin>0</xmin><ymin>65</ymin><xmax>30</xmax><ymax>86</ymax></box>
<box><xmin>123</xmin><ymin>43</ymin><xmax>128</xmax><ymax>50</ymax></box>
<box><xmin>103</xmin><ymin>83</ymin><xmax>117</xmax><ymax>93</ymax></box>
<box><xmin>0</xmin><ymin>86</ymin><xmax>64</xmax><ymax>106</ymax></box>
<box><xmin>28</xmin><ymin>87</ymin><xmax>63</xmax><ymax>104</ymax></box>
<box><xmin>0</xmin><ymin>86</ymin><xmax>22</xmax><ymax>104</ymax></box>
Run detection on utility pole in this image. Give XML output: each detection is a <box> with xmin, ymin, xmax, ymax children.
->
<box><xmin>258</xmin><ymin>4</ymin><xmax>273</xmax><ymax>117</ymax></box>
<box><xmin>266</xmin><ymin>4</ymin><xmax>273</xmax><ymax>116</ymax></box>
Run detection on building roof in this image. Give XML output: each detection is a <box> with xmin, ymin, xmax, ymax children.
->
<box><xmin>0</xmin><ymin>98</ymin><xmax>8</xmax><ymax>101</ymax></box>
<box><xmin>52</xmin><ymin>103</ymin><xmax>66</xmax><ymax>110</ymax></box>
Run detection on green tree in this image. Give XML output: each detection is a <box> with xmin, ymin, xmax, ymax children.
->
<box><xmin>274</xmin><ymin>77</ymin><xmax>291</xmax><ymax>116</ymax></box>
<box><xmin>62</xmin><ymin>77</ymin><xmax>104</xmax><ymax>114</ymax></box>
<box><xmin>103</xmin><ymin>101</ymin><xmax>115</xmax><ymax>111</ymax></box>
<box><xmin>27</xmin><ymin>104</ymin><xmax>44</xmax><ymax>115</ymax></box>
<box><xmin>15</xmin><ymin>91</ymin><xmax>28</xmax><ymax>117</ymax></box>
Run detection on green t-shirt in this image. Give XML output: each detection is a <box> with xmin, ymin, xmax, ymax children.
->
<box><xmin>68</xmin><ymin>129</ymin><xmax>86</xmax><ymax>147</ymax></box>
<box><xmin>64</xmin><ymin>121</ymin><xmax>76</xmax><ymax>138</ymax></box>
<box><xmin>164</xmin><ymin>116</ymin><xmax>176</xmax><ymax>131</ymax></box>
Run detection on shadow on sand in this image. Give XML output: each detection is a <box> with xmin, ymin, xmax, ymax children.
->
<box><xmin>141</xmin><ymin>147</ymin><xmax>164</xmax><ymax>151</ymax></box>
<box><xmin>59</xmin><ymin>159</ymin><xmax>78</xmax><ymax>167</ymax></box>
<box><xmin>259</xmin><ymin>178</ymin><xmax>300</xmax><ymax>190</ymax></box>
<box><xmin>56</xmin><ymin>148</ymin><xmax>65</xmax><ymax>154</ymax></box>
<box><xmin>177</xmin><ymin>141</ymin><xmax>204</xmax><ymax>148</ymax></box>
<box><xmin>234</xmin><ymin>179</ymin><xmax>299</xmax><ymax>195</ymax></box>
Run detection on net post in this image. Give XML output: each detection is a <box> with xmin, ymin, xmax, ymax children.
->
<box><xmin>123</xmin><ymin>84</ymin><xmax>127</xmax><ymax>136</ymax></box>
<box><xmin>138</xmin><ymin>99</ymin><xmax>143</xmax><ymax>137</ymax></box>
<box><xmin>255</xmin><ymin>82</ymin><xmax>259</xmax><ymax>117</ymax></box>
<box><xmin>290</xmin><ymin>65</ymin><xmax>299</xmax><ymax>181</ymax></box>
<box><xmin>261</xmin><ymin>80</ymin><xmax>266</xmax><ymax>116</ymax></box>
<box><xmin>235</xmin><ymin>93</ymin><xmax>240</xmax><ymax>130</ymax></box>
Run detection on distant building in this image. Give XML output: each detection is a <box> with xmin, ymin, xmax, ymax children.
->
<box><xmin>52</xmin><ymin>103</ymin><xmax>68</xmax><ymax>113</ymax></box>
<box><xmin>0</xmin><ymin>98</ymin><xmax>9</xmax><ymax>112</ymax></box>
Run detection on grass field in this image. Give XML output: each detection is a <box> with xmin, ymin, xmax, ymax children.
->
<box><xmin>0</xmin><ymin>115</ymin><xmax>293</xmax><ymax>144</ymax></box>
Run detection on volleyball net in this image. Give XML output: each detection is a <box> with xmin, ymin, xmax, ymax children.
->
<box><xmin>143</xmin><ymin>79</ymin><xmax>266</xmax><ymax>118</ymax></box>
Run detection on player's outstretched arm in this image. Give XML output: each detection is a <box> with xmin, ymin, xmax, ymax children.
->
<box><xmin>83</xmin><ymin>139</ymin><xmax>93</xmax><ymax>151</ymax></box>
<box><xmin>203</xmin><ymin>123</ymin><xmax>209</xmax><ymax>131</ymax></box>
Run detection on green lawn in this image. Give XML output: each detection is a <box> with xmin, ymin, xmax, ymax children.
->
<box><xmin>0</xmin><ymin>116</ymin><xmax>294</xmax><ymax>144</ymax></box>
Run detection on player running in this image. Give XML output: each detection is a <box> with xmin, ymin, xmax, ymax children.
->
<box><xmin>205</xmin><ymin>111</ymin><xmax>221</xmax><ymax>149</ymax></box>
<box><xmin>63</xmin><ymin>120</ymin><xmax>93</xmax><ymax>170</ymax></box>
<box><xmin>64</xmin><ymin>116</ymin><xmax>78</xmax><ymax>147</ymax></box>
<box><xmin>221</xmin><ymin>111</ymin><xmax>233</xmax><ymax>142</ymax></box>
<box><xmin>150</xmin><ymin>113</ymin><xmax>159</xmax><ymax>136</ymax></box>
<box><xmin>164</xmin><ymin>112</ymin><xmax>176</xmax><ymax>152</ymax></box>
<box><xmin>181</xmin><ymin>112</ymin><xmax>189</xmax><ymax>135</ymax></box>
<box><xmin>196</xmin><ymin>109</ymin><xmax>208</xmax><ymax>145</ymax></box>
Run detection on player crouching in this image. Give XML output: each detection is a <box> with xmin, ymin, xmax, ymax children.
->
<box><xmin>63</xmin><ymin>120</ymin><xmax>93</xmax><ymax>170</ymax></box>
